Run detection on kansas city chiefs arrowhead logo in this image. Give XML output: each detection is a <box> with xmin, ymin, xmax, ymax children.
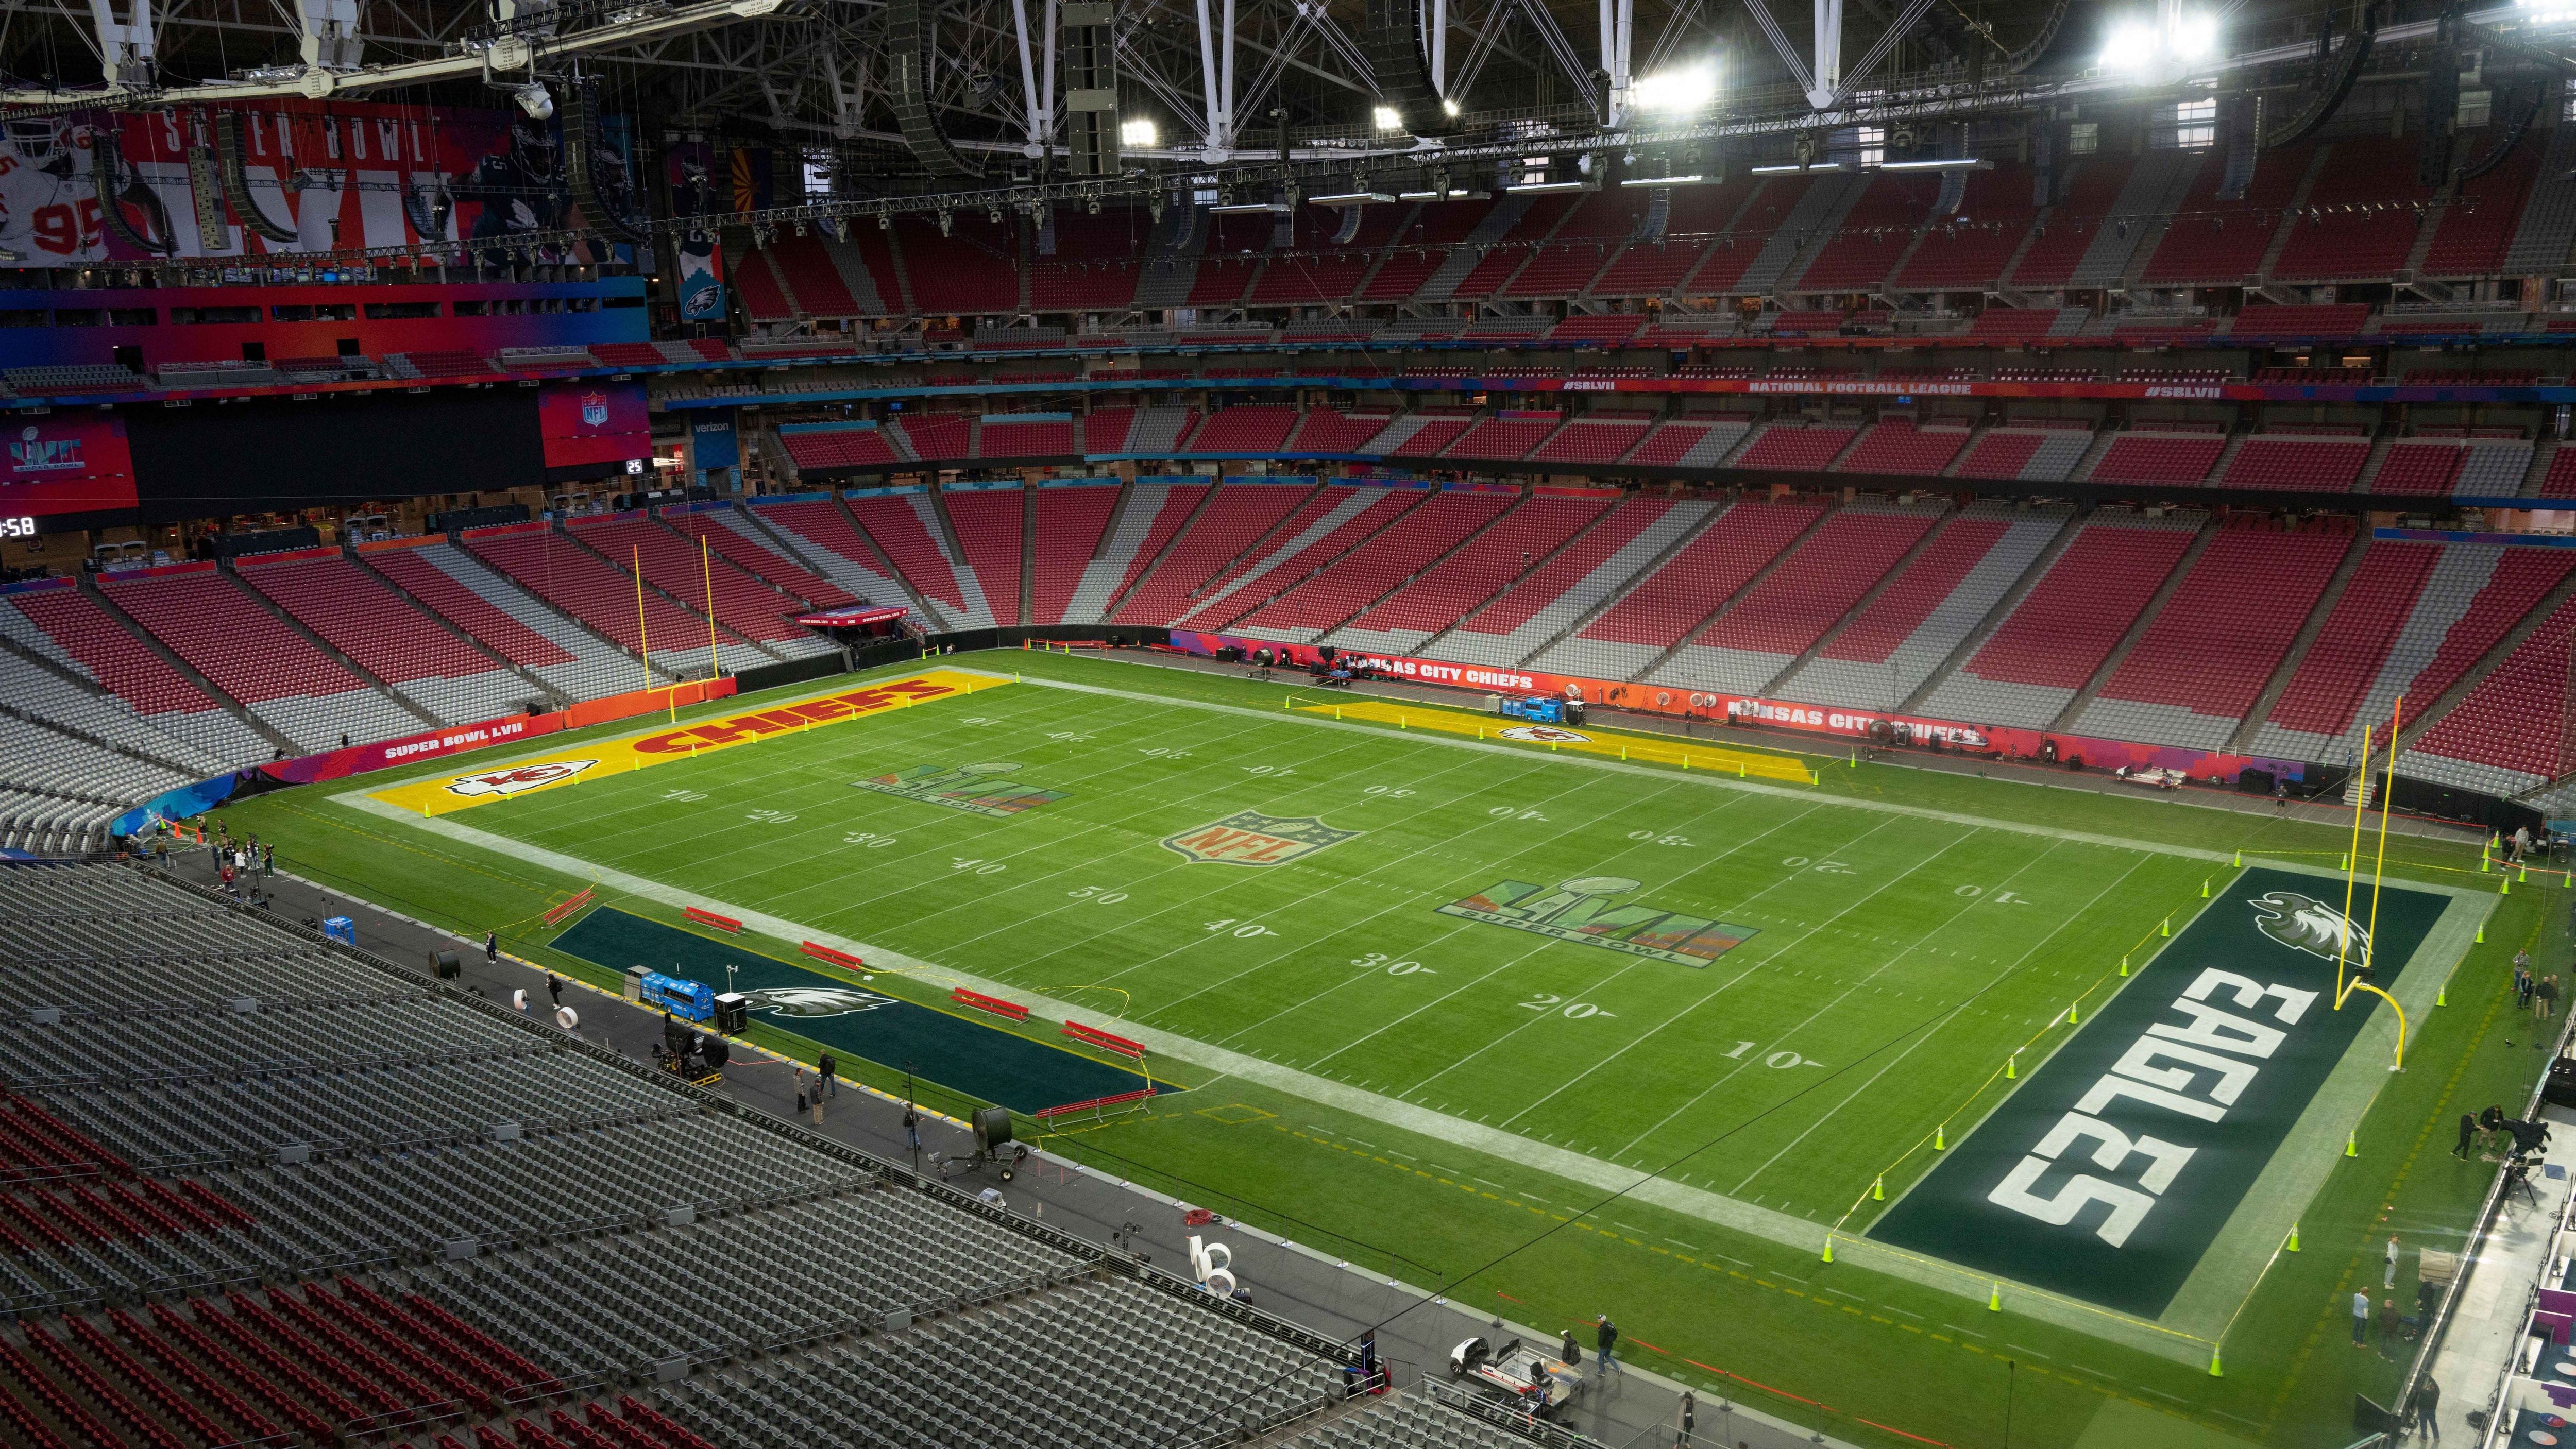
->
<box><xmin>2247</xmin><ymin>889</ymin><xmax>2367</xmax><ymax>964</ymax></box>
<box><xmin>445</xmin><ymin>759</ymin><xmax>599</xmax><ymax>798</ymax></box>
<box><xmin>1498</xmin><ymin>725</ymin><xmax>1590</xmax><ymax>744</ymax></box>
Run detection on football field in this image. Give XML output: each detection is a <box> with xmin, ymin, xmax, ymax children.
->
<box><xmin>335</xmin><ymin>657</ymin><xmax>2478</xmax><ymax>1365</ymax></box>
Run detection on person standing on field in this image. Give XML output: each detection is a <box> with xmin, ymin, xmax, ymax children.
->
<box><xmin>2351</xmin><ymin>1289</ymin><xmax>2370</xmax><ymax>1347</ymax></box>
<box><xmin>1594</xmin><ymin>1315</ymin><xmax>1621</xmax><ymax>1377</ymax></box>
<box><xmin>817</xmin><ymin>1051</ymin><xmax>837</xmax><ymax>1099</ymax></box>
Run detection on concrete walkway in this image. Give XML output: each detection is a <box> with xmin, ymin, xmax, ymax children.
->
<box><xmin>174</xmin><ymin>850</ymin><xmax>1863</xmax><ymax>1449</ymax></box>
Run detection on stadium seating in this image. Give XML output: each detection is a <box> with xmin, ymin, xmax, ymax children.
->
<box><xmin>1530</xmin><ymin>414</ymin><xmax>1654</xmax><ymax>466</ymax></box>
<box><xmin>1429</xmin><ymin>497</ymin><xmax>1699</xmax><ymax>668</ymax></box>
<box><xmin>1176</xmin><ymin>487</ymin><xmax>1421</xmax><ymax>632</ymax></box>
<box><xmin>237</xmin><ymin>553</ymin><xmax>529</xmax><ymax>725</ymax></box>
<box><xmin>2215</xmin><ymin>432</ymin><xmax>2372</xmax><ymax>492</ymax></box>
<box><xmin>778</xmin><ymin>424</ymin><xmax>902</xmax><ymax>474</ymax></box>
<box><xmin>1653</xmin><ymin>503</ymin><xmax>1941</xmax><ymax>694</ymax></box>
<box><xmin>100</xmin><ymin>566</ymin><xmax>416</xmax><ymax>753</ymax></box>
<box><xmin>1534</xmin><ymin>499</ymin><xmax>1824</xmax><ymax>679</ymax></box>
<box><xmin>2402</xmin><ymin>590</ymin><xmax>2576</xmax><ymax>794</ymax></box>
<box><xmin>465</xmin><ymin>525</ymin><xmax>725</xmax><ymax>678</ymax></box>
<box><xmin>2270</xmin><ymin>145</ymin><xmax>2430</xmax><ymax>282</ymax></box>
<box><xmin>1239</xmin><ymin>489</ymin><xmax>1513</xmax><ymax>642</ymax></box>
<box><xmin>566</xmin><ymin>515</ymin><xmax>832</xmax><ymax>656</ymax></box>
<box><xmin>1731</xmin><ymin>421</ymin><xmax>1857</xmax><ymax>472</ymax></box>
<box><xmin>887</xmin><ymin>414</ymin><xmax>972</xmax><ymax>463</ymax></box>
<box><xmin>1189</xmin><ymin>405</ymin><xmax>1301</xmax><ymax>455</ymax></box>
<box><xmin>662</xmin><ymin>508</ymin><xmax>859</xmax><ymax>613</ymax></box>
<box><xmin>2138</xmin><ymin>147</ymin><xmax>2304</xmax><ymax>285</ymax></box>
<box><xmin>1112</xmin><ymin>481</ymin><xmax>1313</xmax><ymax>627</ymax></box>
<box><xmin>845</xmin><ymin>491</ymin><xmax>997</xmax><ymax>628</ymax></box>
<box><xmin>2072</xmin><ymin>520</ymin><xmax>2352</xmax><ymax>747</ymax></box>
<box><xmin>1778</xmin><ymin>503</ymin><xmax>2073</xmax><ymax>710</ymax></box>
<box><xmin>1028</xmin><ymin>484</ymin><xmax>1121</xmax><ymax>625</ymax></box>
<box><xmin>1064</xmin><ymin>481</ymin><xmax>1210</xmax><ymax>625</ymax></box>
<box><xmin>1329</xmin><ymin>492</ymin><xmax>1611</xmax><ymax>655</ymax></box>
<box><xmin>2247</xmin><ymin>539</ymin><xmax>2444</xmax><ymax>760</ymax></box>
<box><xmin>2086</xmin><ymin>428</ymin><xmax>2226</xmax><ymax>485</ymax></box>
<box><xmin>1837</xmin><ymin>419</ymin><xmax>1972</xmax><ymax>476</ymax></box>
<box><xmin>1442</xmin><ymin>413</ymin><xmax>1563</xmax><ymax>462</ymax></box>
<box><xmin>1288</xmin><ymin>410</ymin><xmax>1397</xmax><ymax>455</ymax></box>
<box><xmin>745</xmin><ymin>498</ymin><xmax>930</xmax><ymax>620</ymax></box>
<box><xmin>942</xmin><ymin>487</ymin><xmax>1027</xmax><ymax>625</ymax></box>
<box><xmin>1</xmin><ymin>585</ymin><xmax>272</xmax><ymax>765</ymax></box>
<box><xmin>367</xmin><ymin>543</ymin><xmax>647</xmax><ymax>702</ymax></box>
<box><xmin>1918</xmin><ymin>510</ymin><xmax>2203</xmax><ymax>727</ymax></box>
<box><xmin>977</xmin><ymin>415</ymin><xmax>1076</xmax><ymax>459</ymax></box>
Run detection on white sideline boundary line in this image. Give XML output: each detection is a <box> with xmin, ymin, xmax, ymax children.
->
<box><xmin>328</xmin><ymin>661</ymin><xmax>2490</xmax><ymax>1363</ymax></box>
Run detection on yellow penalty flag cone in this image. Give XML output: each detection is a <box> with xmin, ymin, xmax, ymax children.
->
<box><xmin>1988</xmin><ymin>1284</ymin><xmax>2002</xmax><ymax>1312</ymax></box>
<box><xmin>2285</xmin><ymin>1222</ymin><xmax>2300</xmax><ymax>1252</ymax></box>
<box><xmin>2345</xmin><ymin>1131</ymin><xmax>2359</xmax><ymax>1158</ymax></box>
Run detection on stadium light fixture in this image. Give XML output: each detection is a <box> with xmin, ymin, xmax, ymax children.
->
<box><xmin>1310</xmin><ymin>191</ymin><xmax>1398</xmax><ymax>204</ymax></box>
<box><xmin>1506</xmin><ymin>180</ymin><xmax>1587</xmax><ymax>193</ymax></box>
<box><xmin>1879</xmin><ymin>157</ymin><xmax>1993</xmax><ymax>171</ymax></box>
<box><xmin>1442</xmin><ymin>98</ymin><xmax>1462</xmax><ymax>117</ymax></box>
<box><xmin>2102</xmin><ymin>10</ymin><xmax>2220</xmax><ymax>74</ymax></box>
<box><xmin>1120</xmin><ymin>117</ymin><xmax>1158</xmax><ymax>147</ymax></box>
<box><xmin>1633</xmin><ymin>63</ymin><xmax>1718</xmax><ymax>113</ymax></box>
<box><xmin>1749</xmin><ymin>161</ymin><xmax>1845</xmax><ymax>173</ymax></box>
<box><xmin>1373</xmin><ymin>106</ymin><xmax>1405</xmax><ymax>132</ymax></box>
<box><xmin>1209</xmin><ymin>200</ymin><xmax>1292</xmax><ymax>214</ymax></box>
<box><xmin>1620</xmin><ymin>174</ymin><xmax>1705</xmax><ymax>186</ymax></box>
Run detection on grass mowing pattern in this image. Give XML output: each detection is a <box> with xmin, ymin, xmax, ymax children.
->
<box><xmin>392</xmin><ymin>672</ymin><xmax>2214</xmax><ymax>1241</ymax></box>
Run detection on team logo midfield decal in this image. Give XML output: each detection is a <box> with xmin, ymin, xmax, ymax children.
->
<box><xmin>853</xmin><ymin>762</ymin><xmax>1067</xmax><ymax>817</ymax></box>
<box><xmin>2246</xmin><ymin>889</ymin><xmax>2369</xmax><ymax>964</ymax></box>
<box><xmin>443</xmin><ymin>759</ymin><xmax>599</xmax><ymax>797</ymax></box>
<box><xmin>1161</xmin><ymin>811</ymin><xmax>1361</xmax><ymax>866</ymax></box>
<box><xmin>741</xmin><ymin>986</ymin><xmax>896</xmax><ymax>1017</ymax></box>
<box><xmin>1497</xmin><ymin>725</ymin><xmax>1591</xmax><ymax>744</ymax></box>
<box><xmin>1436</xmin><ymin>876</ymin><xmax>1759</xmax><ymax>967</ymax></box>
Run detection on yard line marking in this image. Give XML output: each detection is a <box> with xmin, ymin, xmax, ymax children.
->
<box><xmin>1730</xmin><ymin>851</ymin><xmax>2151</xmax><ymax>1200</ymax></box>
<box><xmin>1666</xmin><ymin>1239</ymin><xmax>1700</xmax><ymax>1251</ymax></box>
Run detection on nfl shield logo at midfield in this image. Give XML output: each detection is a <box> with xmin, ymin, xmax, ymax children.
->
<box><xmin>1161</xmin><ymin>811</ymin><xmax>1361</xmax><ymax>866</ymax></box>
<box><xmin>444</xmin><ymin>759</ymin><xmax>599</xmax><ymax>797</ymax></box>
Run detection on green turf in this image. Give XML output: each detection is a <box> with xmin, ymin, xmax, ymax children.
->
<box><xmin>208</xmin><ymin>648</ymin><xmax>2565</xmax><ymax>1449</ymax></box>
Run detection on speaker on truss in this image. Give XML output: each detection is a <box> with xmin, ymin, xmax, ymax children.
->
<box><xmin>564</xmin><ymin>76</ymin><xmax>655</xmax><ymax>245</ymax></box>
<box><xmin>91</xmin><ymin>127</ymin><xmax>177</xmax><ymax>255</ymax></box>
<box><xmin>1365</xmin><ymin>0</ymin><xmax>1458</xmax><ymax>137</ymax></box>
<box><xmin>216</xmin><ymin>110</ymin><xmax>300</xmax><ymax>244</ymax></box>
<box><xmin>888</xmin><ymin>0</ymin><xmax>984</xmax><ymax>180</ymax></box>
<box><xmin>1063</xmin><ymin>1</ymin><xmax>1121</xmax><ymax>176</ymax></box>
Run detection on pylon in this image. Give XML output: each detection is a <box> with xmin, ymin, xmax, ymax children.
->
<box><xmin>2005</xmin><ymin>1053</ymin><xmax>2017</xmax><ymax>1079</ymax></box>
<box><xmin>2161</xmin><ymin>917</ymin><xmax>2172</xmax><ymax>937</ymax></box>
<box><xmin>1822</xmin><ymin>1237</ymin><xmax>1835</xmax><ymax>1264</ymax></box>
<box><xmin>2286</xmin><ymin>1222</ymin><xmax>2300</xmax><ymax>1252</ymax></box>
<box><xmin>1988</xmin><ymin>1284</ymin><xmax>2002</xmax><ymax>1311</ymax></box>
<box><xmin>2233</xmin><ymin>850</ymin><xmax>2242</xmax><ymax>867</ymax></box>
<box><xmin>2476</xmin><ymin>924</ymin><xmax>2485</xmax><ymax>945</ymax></box>
<box><xmin>2481</xmin><ymin>854</ymin><xmax>2490</xmax><ymax>873</ymax></box>
<box><xmin>2522</xmin><ymin>866</ymin><xmax>2531</xmax><ymax>883</ymax></box>
<box><xmin>2503</xmin><ymin>877</ymin><xmax>2513</xmax><ymax>896</ymax></box>
<box><xmin>2069</xmin><ymin>1000</ymin><xmax>2081</xmax><ymax>1025</ymax></box>
<box><xmin>2436</xmin><ymin>985</ymin><xmax>2447</xmax><ymax>1007</ymax></box>
<box><xmin>2208</xmin><ymin>1346</ymin><xmax>2224</xmax><ymax>1378</ymax></box>
<box><xmin>2202</xmin><ymin>878</ymin><xmax>2211</xmax><ymax>898</ymax></box>
<box><xmin>1873</xmin><ymin>1175</ymin><xmax>1885</xmax><ymax>1201</ymax></box>
<box><xmin>1935</xmin><ymin>1123</ymin><xmax>1946</xmax><ymax>1151</ymax></box>
<box><xmin>2120</xmin><ymin>954</ymin><xmax>2130</xmax><ymax>977</ymax></box>
<box><xmin>2345</xmin><ymin>1130</ymin><xmax>2359</xmax><ymax>1158</ymax></box>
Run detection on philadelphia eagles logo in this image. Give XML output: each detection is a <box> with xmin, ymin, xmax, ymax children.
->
<box><xmin>740</xmin><ymin>986</ymin><xmax>895</xmax><ymax>1017</ymax></box>
<box><xmin>2247</xmin><ymin>890</ymin><xmax>2367</xmax><ymax>964</ymax></box>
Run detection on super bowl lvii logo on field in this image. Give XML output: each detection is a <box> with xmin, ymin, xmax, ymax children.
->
<box><xmin>852</xmin><ymin>762</ymin><xmax>1069</xmax><ymax>817</ymax></box>
<box><xmin>1161</xmin><ymin>811</ymin><xmax>1361</xmax><ymax>866</ymax></box>
<box><xmin>1437</xmin><ymin>876</ymin><xmax>1760</xmax><ymax>967</ymax></box>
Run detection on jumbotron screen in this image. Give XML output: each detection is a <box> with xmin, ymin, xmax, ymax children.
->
<box><xmin>0</xmin><ymin>415</ymin><xmax>139</xmax><ymax>534</ymax></box>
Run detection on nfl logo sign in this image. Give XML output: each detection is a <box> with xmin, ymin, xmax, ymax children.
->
<box><xmin>1161</xmin><ymin>811</ymin><xmax>1360</xmax><ymax>866</ymax></box>
<box><xmin>580</xmin><ymin>392</ymin><xmax>610</xmax><ymax>427</ymax></box>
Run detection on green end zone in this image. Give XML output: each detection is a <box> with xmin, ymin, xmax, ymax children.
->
<box><xmin>1864</xmin><ymin>866</ymin><xmax>2461</xmax><ymax>1341</ymax></box>
<box><xmin>552</xmin><ymin>907</ymin><xmax>1166</xmax><ymax>1114</ymax></box>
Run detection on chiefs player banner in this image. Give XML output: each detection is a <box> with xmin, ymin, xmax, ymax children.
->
<box><xmin>0</xmin><ymin>100</ymin><xmax>642</xmax><ymax>267</ymax></box>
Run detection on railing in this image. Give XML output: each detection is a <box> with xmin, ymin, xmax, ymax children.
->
<box><xmin>2368</xmin><ymin>1009</ymin><xmax>2576</xmax><ymax>1447</ymax></box>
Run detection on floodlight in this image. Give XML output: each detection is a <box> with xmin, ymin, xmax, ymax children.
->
<box><xmin>1634</xmin><ymin>64</ymin><xmax>1718</xmax><ymax>113</ymax></box>
<box><xmin>1374</xmin><ymin>106</ymin><xmax>1405</xmax><ymax>132</ymax></box>
<box><xmin>2102</xmin><ymin>12</ymin><xmax>2219</xmax><ymax>73</ymax></box>
<box><xmin>513</xmin><ymin>82</ymin><xmax>554</xmax><ymax>120</ymax></box>
<box><xmin>1121</xmin><ymin>117</ymin><xmax>1158</xmax><ymax>147</ymax></box>
<box><xmin>1442</xmin><ymin>98</ymin><xmax>1461</xmax><ymax>117</ymax></box>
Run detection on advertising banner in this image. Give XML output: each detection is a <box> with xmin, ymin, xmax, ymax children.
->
<box><xmin>5</xmin><ymin>99</ymin><xmax>643</xmax><ymax>267</ymax></box>
<box><xmin>1</xmin><ymin>415</ymin><xmax>138</xmax><ymax>520</ymax></box>
<box><xmin>1167</xmin><ymin>632</ymin><xmax>2307</xmax><ymax>784</ymax></box>
<box><xmin>538</xmin><ymin>379</ymin><xmax>652</xmax><ymax>469</ymax></box>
